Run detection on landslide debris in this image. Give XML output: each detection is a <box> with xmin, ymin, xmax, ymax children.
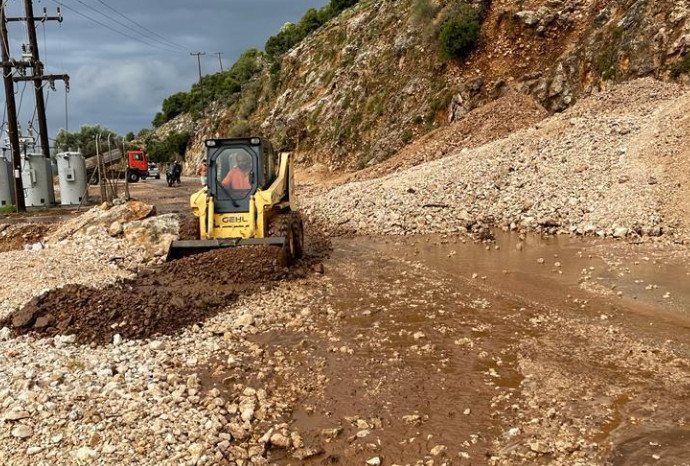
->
<box><xmin>5</xmin><ymin>245</ymin><xmax>321</xmax><ymax>345</ymax></box>
<box><xmin>47</xmin><ymin>200</ymin><xmax>155</xmax><ymax>242</ymax></box>
<box><xmin>305</xmin><ymin>78</ymin><xmax>690</xmax><ymax>242</ymax></box>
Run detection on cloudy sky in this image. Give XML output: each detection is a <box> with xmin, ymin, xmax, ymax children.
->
<box><xmin>3</xmin><ymin>0</ymin><xmax>325</xmax><ymax>141</ymax></box>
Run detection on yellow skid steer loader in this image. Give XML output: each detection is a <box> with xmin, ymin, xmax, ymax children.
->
<box><xmin>169</xmin><ymin>137</ymin><xmax>304</xmax><ymax>264</ymax></box>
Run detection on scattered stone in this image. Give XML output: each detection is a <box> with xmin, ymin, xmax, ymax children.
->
<box><xmin>270</xmin><ymin>432</ymin><xmax>292</xmax><ymax>449</ymax></box>
<box><xmin>149</xmin><ymin>340</ymin><xmax>166</xmax><ymax>351</ymax></box>
<box><xmin>293</xmin><ymin>448</ymin><xmax>322</xmax><ymax>460</ymax></box>
<box><xmin>107</xmin><ymin>222</ymin><xmax>123</xmax><ymax>237</ymax></box>
<box><xmin>74</xmin><ymin>447</ymin><xmax>99</xmax><ymax>462</ymax></box>
<box><xmin>430</xmin><ymin>445</ymin><xmax>447</xmax><ymax>456</ymax></box>
<box><xmin>5</xmin><ymin>411</ymin><xmax>30</xmax><ymax>421</ymax></box>
<box><xmin>321</xmin><ymin>427</ymin><xmax>343</xmax><ymax>439</ymax></box>
<box><xmin>402</xmin><ymin>414</ymin><xmax>422</xmax><ymax>425</ymax></box>
<box><xmin>11</xmin><ymin>425</ymin><xmax>33</xmax><ymax>439</ymax></box>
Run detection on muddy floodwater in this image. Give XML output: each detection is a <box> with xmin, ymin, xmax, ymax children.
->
<box><xmin>250</xmin><ymin>232</ymin><xmax>690</xmax><ymax>465</ymax></box>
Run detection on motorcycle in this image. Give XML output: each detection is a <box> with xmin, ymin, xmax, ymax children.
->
<box><xmin>166</xmin><ymin>163</ymin><xmax>182</xmax><ymax>187</ymax></box>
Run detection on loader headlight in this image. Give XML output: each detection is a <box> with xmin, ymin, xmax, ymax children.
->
<box><xmin>206</xmin><ymin>140</ymin><xmax>217</xmax><ymax>147</ymax></box>
<box><xmin>250</xmin><ymin>138</ymin><xmax>260</xmax><ymax>145</ymax></box>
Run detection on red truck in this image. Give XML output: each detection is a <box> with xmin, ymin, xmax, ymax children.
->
<box><xmin>126</xmin><ymin>150</ymin><xmax>150</xmax><ymax>183</ymax></box>
<box><xmin>86</xmin><ymin>149</ymin><xmax>152</xmax><ymax>184</ymax></box>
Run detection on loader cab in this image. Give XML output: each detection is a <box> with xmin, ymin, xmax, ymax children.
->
<box><xmin>205</xmin><ymin>137</ymin><xmax>278</xmax><ymax>213</ymax></box>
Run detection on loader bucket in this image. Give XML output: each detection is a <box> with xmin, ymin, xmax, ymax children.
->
<box><xmin>166</xmin><ymin>237</ymin><xmax>289</xmax><ymax>264</ymax></box>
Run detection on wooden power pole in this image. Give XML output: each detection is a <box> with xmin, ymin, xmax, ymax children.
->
<box><xmin>214</xmin><ymin>52</ymin><xmax>224</xmax><ymax>72</ymax></box>
<box><xmin>191</xmin><ymin>52</ymin><xmax>206</xmax><ymax>116</ymax></box>
<box><xmin>22</xmin><ymin>0</ymin><xmax>56</xmax><ymax>160</ymax></box>
<box><xmin>0</xmin><ymin>4</ymin><xmax>26</xmax><ymax>212</ymax></box>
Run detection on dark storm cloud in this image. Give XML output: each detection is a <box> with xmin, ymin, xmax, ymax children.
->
<box><xmin>3</xmin><ymin>0</ymin><xmax>326</xmax><ymax>138</ymax></box>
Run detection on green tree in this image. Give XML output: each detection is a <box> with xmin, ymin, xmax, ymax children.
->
<box><xmin>266</xmin><ymin>23</ymin><xmax>303</xmax><ymax>58</ymax></box>
<box><xmin>330</xmin><ymin>0</ymin><xmax>358</xmax><ymax>13</ymax></box>
<box><xmin>55</xmin><ymin>125</ymin><xmax>121</xmax><ymax>158</ymax></box>
<box><xmin>153</xmin><ymin>92</ymin><xmax>190</xmax><ymax>127</ymax></box>
<box><xmin>125</xmin><ymin>132</ymin><xmax>135</xmax><ymax>142</ymax></box>
<box><xmin>299</xmin><ymin>8</ymin><xmax>323</xmax><ymax>35</ymax></box>
<box><xmin>146</xmin><ymin>131</ymin><xmax>191</xmax><ymax>163</ymax></box>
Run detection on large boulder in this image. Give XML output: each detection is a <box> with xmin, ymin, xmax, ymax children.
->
<box><xmin>48</xmin><ymin>201</ymin><xmax>156</xmax><ymax>242</ymax></box>
<box><xmin>123</xmin><ymin>214</ymin><xmax>180</xmax><ymax>259</ymax></box>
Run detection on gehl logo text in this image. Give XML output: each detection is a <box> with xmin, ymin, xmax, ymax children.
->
<box><xmin>222</xmin><ymin>216</ymin><xmax>247</xmax><ymax>224</ymax></box>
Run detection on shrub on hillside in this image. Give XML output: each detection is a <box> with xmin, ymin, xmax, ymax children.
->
<box><xmin>228</xmin><ymin>120</ymin><xmax>252</xmax><ymax>138</ymax></box>
<box><xmin>439</xmin><ymin>3</ymin><xmax>481</xmax><ymax>60</ymax></box>
<box><xmin>671</xmin><ymin>54</ymin><xmax>690</xmax><ymax>78</ymax></box>
<box><xmin>330</xmin><ymin>0</ymin><xmax>358</xmax><ymax>11</ymax></box>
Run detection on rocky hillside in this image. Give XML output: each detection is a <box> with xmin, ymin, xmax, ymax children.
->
<box><xmin>174</xmin><ymin>0</ymin><xmax>690</xmax><ymax>174</ymax></box>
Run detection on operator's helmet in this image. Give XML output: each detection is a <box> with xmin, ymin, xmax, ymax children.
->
<box><xmin>237</xmin><ymin>153</ymin><xmax>251</xmax><ymax>171</ymax></box>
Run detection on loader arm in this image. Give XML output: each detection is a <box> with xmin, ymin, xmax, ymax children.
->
<box><xmin>254</xmin><ymin>152</ymin><xmax>293</xmax><ymax>238</ymax></box>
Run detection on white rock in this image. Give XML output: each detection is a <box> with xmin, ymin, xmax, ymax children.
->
<box><xmin>366</xmin><ymin>457</ymin><xmax>381</xmax><ymax>466</ymax></box>
<box><xmin>270</xmin><ymin>433</ymin><xmax>291</xmax><ymax>448</ymax></box>
<box><xmin>233</xmin><ymin>313</ymin><xmax>255</xmax><ymax>328</ymax></box>
<box><xmin>430</xmin><ymin>445</ymin><xmax>447</xmax><ymax>456</ymax></box>
<box><xmin>26</xmin><ymin>446</ymin><xmax>43</xmax><ymax>455</ymax></box>
<box><xmin>112</xmin><ymin>334</ymin><xmax>122</xmax><ymax>346</ymax></box>
<box><xmin>149</xmin><ymin>340</ymin><xmax>166</xmax><ymax>351</ymax></box>
<box><xmin>0</xmin><ymin>327</ymin><xmax>11</xmax><ymax>341</ymax></box>
<box><xmin>74</xmin><ymin>447</ymin><xmax>99</xmax><ymax>462</ymax></box>
<box><xmin>5</xmin><ymin>410</ymin><xmax>30</xmax><ymax>421</ymax></box>
<box><xmin>11</xmin><ymin>425</ymin><xmax>33</xmax><ymax>439</ymax></box>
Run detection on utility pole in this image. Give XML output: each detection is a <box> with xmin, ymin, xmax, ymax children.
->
<box><xmin>214</xmin><ymin>52</ymin><xmax>224</xmax><ymax>72</ymax></box>
<box><xmin>1</xmin><ymin>4</ymin><xmax>26</xmax><ymax>212</ymax></box>
<box><xmin>191</xmin><ymin>52</ymin><xmax>206</xmax><ymax>116</ymax></box>
<box><xmin>23</xmin><ymin>0</ymin><xmax>53</xmax><ymax>160</ymax></box>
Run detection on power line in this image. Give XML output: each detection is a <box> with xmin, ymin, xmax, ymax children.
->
<box><xmin>93</xmin><ymin>0</ymin><xmax>190</xmax><ymax>52</ymax></box>
<box><xmin>64</xmin><ymin>0</ymin><xmax>185</xmax><ymax>54</ymax></box>
<box><xmin>47</xmin><ymin>0</ymin><xmax>185</xmax><ymax>55</ymax></box>
<box><xmin>67</xmin><ymin>0</ymin><xmax>187</xmax><ymax>53</ymax></box>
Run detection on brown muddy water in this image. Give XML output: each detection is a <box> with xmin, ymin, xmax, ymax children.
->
<box><xmin>248</xmin><ymin>233</ymin><xmax>689</xmax><ymax>465</ymax></box>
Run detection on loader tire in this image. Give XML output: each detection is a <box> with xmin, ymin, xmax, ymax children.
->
<box><xmin>291</xmin><ymin>215</ymin><xmax>304</xmax><ymax>260</ymax></box>
<box><xmin>269</xmin><ymin>212</ymin><xmax>303</xmax><ymax>266</ymax></box>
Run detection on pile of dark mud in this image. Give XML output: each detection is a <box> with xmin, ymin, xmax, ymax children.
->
<box><xmin>4</xmin><ymin>238</ymin><xmax>329</xmax><ymax>344</ymax></box>
<box><xmin>0</xmin><ymin>223</ymin><xmax>51</xmax><ymax>253</ymax></box>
